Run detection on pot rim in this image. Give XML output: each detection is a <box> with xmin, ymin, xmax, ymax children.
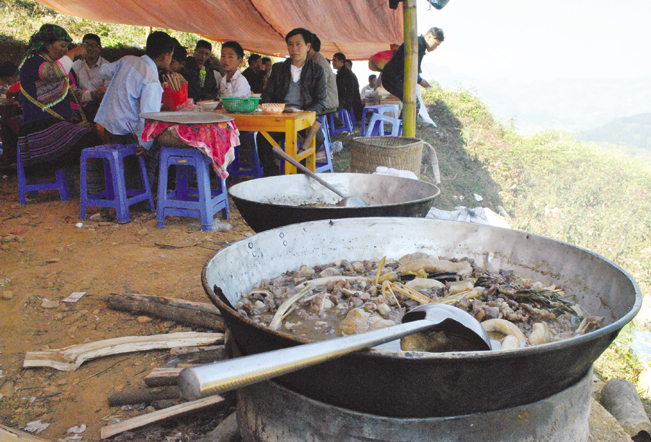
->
<box><xmin>227</xmin><ymin>173</ymin><xmax>441</xmax><ymax>209</ymax></box>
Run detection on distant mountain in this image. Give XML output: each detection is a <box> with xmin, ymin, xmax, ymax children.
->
<box><xmin>423</xmin><ymin>62</ymin><xmax>651</xmax><ymax>134</ymax></box>
<box><xmin>578</xmin><ymin>113</ymin><xmax>651</xmax><ymax>154</ymax></box>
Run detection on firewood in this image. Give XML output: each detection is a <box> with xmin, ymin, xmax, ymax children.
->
<box><xmin>108</xmin><ymin>386</ymin><xmax>180</xmax><ymax>406</ymax></box>
<box><xmin>23</xmin><ymin>332</ymin><xmax>224</xmax><ymax>371</ymax></box>
<box><xmin>299</xmin><ymin>121</ymin><xmax>322</xmax><ymax>151</ymax></box>
<box><xmin>100</xmin><ymin>395</ymin><xmax>225</xmax><ymax>439</ymax></box>
<box><xmin>105</xmin><ymin>293</ymin><xmax>225</xmax><ymax>331</ymax></box>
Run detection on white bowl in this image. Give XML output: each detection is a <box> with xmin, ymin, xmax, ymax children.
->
<box><xmin>198</xmin><ymin>100</ymin><xmax>220</xmax><ymax>111</ymax></box>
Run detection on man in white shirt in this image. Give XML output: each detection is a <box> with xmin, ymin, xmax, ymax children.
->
<box><xmin>72</xmin><ymin>33</ymin><xmax>110</xmax><ymax>121</ymax></box>
<box><xmin>360</xmin><ymin>74</ymin><xmax>378</xmax><ymax>106</ymax></box>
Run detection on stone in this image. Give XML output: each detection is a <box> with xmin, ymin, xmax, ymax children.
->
<box><xmin>45</xmin><ymin>258</ymin><xmax>60</xmax><ymax>264</ymax></box>
<box><xmin>602</xmin><ymin>377</ymin><xmax>651</xmax><ymax>438</ymax></box>
<box><xmin>589</xmin><ymin>398</ymin><xmax>632</xmax><ymax>442</ymax></box>
<box><xmin>137</xmin><ymin>316</ymin><xmax>152</xmax><ymax>323</ymax></box>
<box><xmin>43</xmin><ymin>386</ymin><xmax>59</xmax><ymax>395</ymax></box>
<box><xmin>1</xmin><ymin>291</ymin><xmax>13</xmax><ymax>300</ymax></box>
<box><xmin>0</xmin><ymin>381</ymin><xmax>15</xmax><ymax>399</ymax></box>
<box><xmin>41</xmin><ymin>299</ymin><xmax>59</xmax><ymax>309</ymax></box>
<box><xmin>137</xmin><ymin>228</ymin><xmax>148</xmax><ymax>236</ymax></box>
<box><xmin>195</xmin><ymin>412</ymin><xmax>241</xmax><ymax>442</ymax></box>
<box><xmin>152</xmin><ymin>399</ymin><xmax>178</xmax><ymax>410</ymax></box>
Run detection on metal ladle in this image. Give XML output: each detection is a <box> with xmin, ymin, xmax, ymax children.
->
<box><xmin>272</xmin><ymin>146</ymin><xmax>369</xmax><ymax>207</ymax></box>
<box><xmin>178</xmin><ymin>303</ymin><xmax>491</xmax><ymax>400</ymax></box>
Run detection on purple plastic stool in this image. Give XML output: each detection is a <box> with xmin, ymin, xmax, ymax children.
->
<box><xmin>226</xmin><ymin>132</ymin><xmax>263</xmax><ymax>179</ymax></box>
<box><xmin>80</xmin><ymin>144</ymin><xmax>155</xmax><ymax>223</ymax></box>
<box><xmin>17</xmin><ymin>139</ymin><xmax>72</xmax><ymax>205</ymax></box>
<box><xmin>361</xmin><ymin>104</ymin><xmax>399</xmax><ymax>136</ymax></box>
<box><xmin>364</xmin><ymin>113</ymin><xmax>403</xmax><ymax>137</ymax></box>
<box><xmin>328</xmin><ymin>109</ymin><xmax>354</xmax><ymax>137</ymax></box>
<box><xmin>157</xmin><ymin>147</ymin><xmax>229</xmax><ymax>232</ymax></box>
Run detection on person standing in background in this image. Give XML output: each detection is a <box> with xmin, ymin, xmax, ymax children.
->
<box><xmin>344</xmin><ymin>59</ymin><xmax>363</xmax><ymax>123</ymax></box>
<box><xmin>332</xmin><ymin>52</ymin><xmax>356</xmax><ymax>123</ymax></box>
<box><xmin>380</xmin><ymin>27</ymin><xmax>444</xmax><ymax>106</ymax></box>
<box><xmin>307</xmin><ymin>33</ymin><xmax>338</xmax><ymax>113</ymax></box>
<box><xmin>184</xmin><ymin>40</ymin><xmax>219</xmax><ymax>102</ymax></box>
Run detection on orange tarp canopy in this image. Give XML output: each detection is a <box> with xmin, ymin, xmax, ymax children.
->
<box><xmin>36</xmin><ymin>0</ymin><xmax>404</xmax><ymax>60</ymax></box>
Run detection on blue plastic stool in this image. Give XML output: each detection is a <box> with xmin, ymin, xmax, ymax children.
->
<box><xmin>157</xmin><ymin>147</ymin><xmax>229</xmax><ymax>232</ymax></box>
<box><xmin>361</xmin><ymin>105</ymin><xmax>399</xmax><ymax>136</ymax></box>
<box><xmin>80</xmin><ymin>144</ymin><xmax>155</xmax><ymax>223</ymax></box>
<box><xmin>226</xmin><ymin>132</ymin><xmax>263</xmax><ymax>179</ymax></box>
<box><xmin>364</xmin><ymin>113</ymin><xmax>403</xmax><ymax>137</ymax></box>
<box><xmin>315</xmin><ymin>115</ymin><xmax>334</xmax><ymax>173</ymax></box>
<box><xmin>17</xmin><ymin>138</ymin><xmax>72</xmax><ymax>205</ymax></box>
<box><xmin>328</xmin><ymin>109</ymin><xmax>354</xmax><ymax>137</ymax></box>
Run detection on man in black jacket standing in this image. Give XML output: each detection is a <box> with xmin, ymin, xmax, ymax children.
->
<box><xmin>259</xmin><ymin>28</ymin><xmax>327</xmax><ymax>176</ymax></box>
<box><xmin>332</xmin><ymin>52</ymin><xmax>356</xmax><ymax>117</ymax></box>
<box><xmin>381</xmin><ymin>27</ymin><xmax>444</xmax><ymax>105</ymax></box>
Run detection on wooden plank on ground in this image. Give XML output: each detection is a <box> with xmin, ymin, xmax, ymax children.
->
<box><xmin>105</xmin><ymin>293</ymin><xmax>225</xmax><ymax>331</ymax></box>
<box><xmin>0</xmin><ymin>423</ymin><xmax>50</xmax><ymax>441</ymax></box>
<box><xmin>100</xmin><ymin>395</ymin><xmax>225</xmax><ymax>439</ymax></box>
<box><xmin>23</xmin><ymin>332</ymin><xmax>224</xmax><ymax>371</ymax></box>
<box><xmin>144</xmin><ymin>367</ymin><xmax>185</xmax><ymax>387</ymax></box>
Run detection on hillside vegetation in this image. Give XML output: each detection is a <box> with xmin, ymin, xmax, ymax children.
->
<box><xmin>580</xmin><ymin>112</ymin><xmax>651</xmax><ymax>155</ymax></box>
<box><xmin>410</xmin><ymin>86</ymin><xmax>651</xmax><ymax>382</ymax></box>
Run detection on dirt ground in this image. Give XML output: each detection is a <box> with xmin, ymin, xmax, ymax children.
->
<box><xmin>0</xmin><ymin>170</ymin><xmax>250</xmax><ymax>441</ymax></box>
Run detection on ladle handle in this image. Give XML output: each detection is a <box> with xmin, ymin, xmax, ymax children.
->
<box><xmin>179</xmin><ymin>319</ymin><xmax>433</xmax><ymax>400</ymax></box>
<box><xmin>272</xmin><ymin>146</ymin><xmax>346</xmax><ymax>199</ymax></box>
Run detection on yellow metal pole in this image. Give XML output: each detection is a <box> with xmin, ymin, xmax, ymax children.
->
<box><xmin>402</xmin><ymin>0</ymin><xmax>418</xmax><ymax>138</ymax></box>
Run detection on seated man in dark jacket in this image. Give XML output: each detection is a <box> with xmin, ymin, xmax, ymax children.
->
<box><xmin>258</xmin><ymin>27</ymin><xmax>327</xmax><ymax>176</ymax></box>
<box><xmin>183</xmin><ymin>40</ymin><xmax>219</xmax><ymax>102</ymax></box>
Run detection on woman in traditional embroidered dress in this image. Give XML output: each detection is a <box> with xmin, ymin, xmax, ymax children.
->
<box><xmin>18</xmin><ymin>24</ymin><xmax>101</xmax><ymax>173</ymax></box>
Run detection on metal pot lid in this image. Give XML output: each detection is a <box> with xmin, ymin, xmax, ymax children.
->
<box><xmin>140</xmin><ymin>111</ymin><xmax>234</xmax><ymax>124</ymax></box>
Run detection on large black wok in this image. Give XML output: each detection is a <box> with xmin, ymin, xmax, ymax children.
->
<box><xmin>228</xmin><ymin>173</ymin><xmax>440</xmax><ymax>232</ymax></box>
<box><xmin>202</xmin><ymin>218</ymin><xmax>641</xmax><ymax>418</ymax></box>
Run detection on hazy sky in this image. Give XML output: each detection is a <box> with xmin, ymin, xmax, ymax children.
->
<box><xmin>415</xmin><ymin>0</ymin><xmax>651</xmax><ymax>83</ymax></box>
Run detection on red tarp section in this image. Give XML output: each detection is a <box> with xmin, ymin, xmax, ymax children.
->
<box><xmin>35</xmin><ymin>0</ymin><xmax>404</xmax><ymax>60</ymax></box>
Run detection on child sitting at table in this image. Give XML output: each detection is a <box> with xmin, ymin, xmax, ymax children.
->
<box><xmin>219</xmin><ymin>41</ymin><xmax>250</xmax><ymax>98</ymax></box>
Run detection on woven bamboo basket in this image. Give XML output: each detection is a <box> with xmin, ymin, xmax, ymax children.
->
<box><xmin>349</xmin><ymin>136</ymin><xmax>424</xmax><ymax>176</ymax></box>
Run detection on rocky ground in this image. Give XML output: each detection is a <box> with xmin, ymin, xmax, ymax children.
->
<box><xmin>0</xmin><ymin>170</ymin><xmax>249</xmax><ymax>441</ymax></box>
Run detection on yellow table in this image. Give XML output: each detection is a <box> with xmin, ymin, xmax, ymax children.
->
<box><xmin>222</xmin><ymin>110</ymin><xmax>316</xmax><ymax>174</ymax></box>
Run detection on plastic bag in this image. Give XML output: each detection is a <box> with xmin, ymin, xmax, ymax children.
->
<box><xmin>212</xmin><ymin>220</ymin><xmax>232</xmax><ymax>232</ymax></box>
<box><xmin>331</xmin><ymin>141</ymin><xmax>344</xmax><ymax>154</ymax></box>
